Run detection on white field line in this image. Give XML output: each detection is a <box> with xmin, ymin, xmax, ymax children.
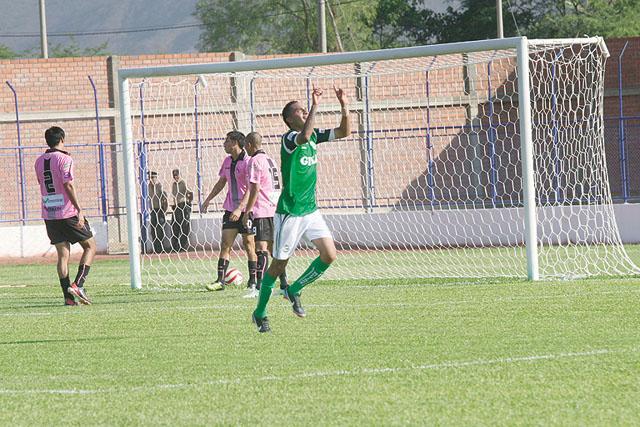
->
<box><xmin>0</xmin><ymin>347</ymin><xmax>633</xmax><ymax>396</ymax></box>
<box><xmin>2</xmin><ymin>287</ymin><xmax>639</xmax><ymax>318</ymax></box>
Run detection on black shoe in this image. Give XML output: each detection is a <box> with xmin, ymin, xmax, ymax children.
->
<box><xmin>251</xmin><ymin>312</ymin><xmax>271</xmax><ymax>333</ymax></box>
<box><xmin>284</xmin><ymin>286</ymin><xmax>306</xmax><ymax>318</ymax></box>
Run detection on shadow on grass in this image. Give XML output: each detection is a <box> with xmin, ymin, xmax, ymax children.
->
<box><xmin>0</xmin><ymin>289</ymin><xmax>240</xmax><ymax>311</ymax></box>
<box><xmin>0</xmin><ymin>332</ymin><xmax>208</xmax><ymax>346</ymax></box>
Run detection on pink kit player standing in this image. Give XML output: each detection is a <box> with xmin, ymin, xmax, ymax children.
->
<box><xmin>242</xmin><ymin>132</ymin><xmax>288</xmax><ymax>298</ymax></box>
<box><xmin>34</xmin><ymin>126</ymin><xmax>95</xmax><ymax>305</ymax></box>
<box><xmin>201</xmin><ymin>130</ymin><xmax>257</xmax><ymax>291</ymax></box>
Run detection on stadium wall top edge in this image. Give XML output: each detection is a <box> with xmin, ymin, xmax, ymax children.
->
<box><xmin>118</xmin><ymin>36</ymin><xmax>607</xmax><ymax>80</ymax></box>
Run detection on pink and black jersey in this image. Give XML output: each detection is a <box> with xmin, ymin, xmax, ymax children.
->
<box><xmin>247</xmin><ymin>150</ymin><xmax>281</xmax><ymax>219</ymax></box>
<box><xmin>218</xmin><ymin>151</ymin><xmax>249</xmax><ymax>212</ymax></box>
<box><xmin>34</xmin><ymin>149</ymin><xmax>78</xmax><ymax>220</ymax></box>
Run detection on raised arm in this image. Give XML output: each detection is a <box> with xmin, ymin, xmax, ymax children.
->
<box><xmin>333</xmin><ymin>85</ymin><xmax>350</xmax><ymax>139</ymax></box>
<box><xmin>201</xmin><ymin>176</ymin><xmax>227</xmax><ymax>213</ymax></box>
<box><xmin>295</xmin><ymin>85</ymin><xmax>322</xmax><ymax>145</ymax></box>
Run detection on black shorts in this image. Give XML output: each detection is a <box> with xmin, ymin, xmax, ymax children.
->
<box><xmin>251</xmin><ymin>217</ymin><xmax>274</xmax><ymax>242</ymax></box>
<box><xmin>45</xmin><ymin>216</ymin><xmax>93</xmax><ymax>245</ymax></box>
<box><xmin>222</xmin><ymin>211</ymin><xmax>253</xmax><ymax>235</ymax></box>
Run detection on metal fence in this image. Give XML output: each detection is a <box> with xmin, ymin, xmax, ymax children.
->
<box><xmin>2</xmin><ymin>76</ymin><xmax>116</xmax><ymax>227</ymax></box>
<box><xmin>1</xmin><ymin>45</ymin><xmax>639</xmax><ymax>226</ymax></box>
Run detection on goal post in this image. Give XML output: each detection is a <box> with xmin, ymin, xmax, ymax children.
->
<box><xmin>117</xmin><ymin>36</ymin><xmax>639</xmax><ymax>289</ymax></box>
<box><xmin>118</xmin><ymin>77</ymin><xmax>143</xmax><ymax>289</ymax></box>
<box><xmin>516</xmin><ymin>37</ymin><xmax>538</xmax><ymax>281</ymax></box>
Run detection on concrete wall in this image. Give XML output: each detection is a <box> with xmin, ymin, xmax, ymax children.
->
<box><xmin>0</xmin><ymin>221</ymin><xmax>108</xmax><ymax>258</ymax></box>
<box><xmin>3</xmin><ymin>204</ymin><xmax>638</xmax><ymax>258</ymax></box>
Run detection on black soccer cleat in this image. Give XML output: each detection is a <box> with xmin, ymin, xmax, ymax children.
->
<box><xmin>284</xmin><ymin>286</ymin><xmax>306</xmax><ymax>318</ymax></box>
<box><xmin>252</xmin><ymin>312</ymin><xmax>271</xmax><ymax>333</ymax></box>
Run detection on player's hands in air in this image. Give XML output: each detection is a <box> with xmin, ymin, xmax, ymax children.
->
<box><xmin>311</xmin><ymin>84</ymin><xmax>323</xmax><ymax>106</ymax></box>
<box><xmin>76</xmin><ymin>213</ymin><xmax>85</xmax><ymax>230</ymax></box>
<box><xmin>230</xmin><ymin>207</ymin><xmax>242</xmax><ymax>222</ymax></box>
<box><xmin>201</xmin><ymin>200</ymin><xmax>210</xmax><ymax>213</ymax></box>
<box><xmin>334</xmin><ymin>85</ymin><xmax>347</xmax><ymax>106</ymax></box>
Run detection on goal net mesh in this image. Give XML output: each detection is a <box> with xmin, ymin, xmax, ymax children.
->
<box><xmin>125</xmin><ymin>40</ymin><xmax>639</xmax><ymax>287</ymax></box>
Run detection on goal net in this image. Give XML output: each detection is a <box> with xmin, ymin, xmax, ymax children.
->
<box><xmin>118</xmin><ymin>37</ymin><xmax>639</xmax><ymax>288</ymax></box>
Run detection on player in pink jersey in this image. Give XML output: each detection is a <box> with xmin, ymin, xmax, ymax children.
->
<box><xmin>242</xmin><ymin>132</ymin><xmax>289</xmax><ymax>298</ymax></box>
<box><xmin>201</xmin><ymin>131</ymin><xmax>257</xmax><ymax>291</ymax></box>
<box><xmin>34</xmin><ymin>126</ymin><xmax>95</xmax><ymax>305</ymax></box>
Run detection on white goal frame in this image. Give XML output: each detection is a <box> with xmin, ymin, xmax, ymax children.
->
<box><xmin>118</xmin><ymin>36</ymin><xmax>611</xmax><ymax>289</ymax></box>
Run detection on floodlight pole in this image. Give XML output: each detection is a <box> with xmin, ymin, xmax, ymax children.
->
<box><xmin>318</xmin><ymin>0</ymin><xmax>327</xmax><ymax>52</ymax></box>
<box><xmin>39</xmin><ymin>0</ymin><xmax>49</xmax><ymax>58</ymax></box>
<box><xmin>497</xmin><ymin>0</ymin><xmax>504</xmax><ymax>38</ymax></box>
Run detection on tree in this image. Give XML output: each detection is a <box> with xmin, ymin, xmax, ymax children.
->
<box><xmin>366</xmin><ymin>0</ymin><xmax>417</xmax><ymax>49</ymax></box>
<box><xmin>196</xmin><ymin>0</ymin><xmax>639</xmax><ymax>54</ymax></box>
<box><xmin>195</xmin><ymin>0</ymin><xmax>379</xmax><ymax>54</ymax></box>
<box><xmin>527</xmin><ymin>0</ymin><xmax>640</xmax><ymax>38</ymax></box>
<box><xmin>367</xmin><ymin>0</ymin><xmax>538</xmax><ymax>46</ymax></box>
<box><xmin>50</xmin><ymin>39</ymin><xmax>110</xmax><ymax>57</ymax></box>
<box><xmin>0</xmin><ymin>44</ymin><xmax>16</xmax><ymax>59</ymax></box>
<box><xmin>367</xmin><ymin>0</ymin><xmax>640</xmax><ymax>47</ymax></box>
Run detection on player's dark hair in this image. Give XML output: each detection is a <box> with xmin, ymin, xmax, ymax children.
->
<box><xmin>226</xmin><ymin>130</ymin><xmax>246</xmax><ymax>148</ymax></box>
<box><xmin>281</xmin><ymin>101</ymin><xmax>298</xmax><ymax>128</ymax></box>
<box><xmin>246</xmin><ymin>132</ymin><xmax>262</xmax><ymax>148</ymax></box>
<box><xmin>45</xmin><ymin>126</ymin><xmax>65</xmax><ymax>148</ymax></box>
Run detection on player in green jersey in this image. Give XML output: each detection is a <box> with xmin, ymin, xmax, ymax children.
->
<box><xmin>252</xmin><ymin>84</ymin><xmax>350</xmax><ymax>333</ymax></box>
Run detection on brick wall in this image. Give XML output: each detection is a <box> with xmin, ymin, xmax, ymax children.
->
<box><xmin>1</xmin><ymin>38</ymin><xmax>639</xmax><ymax>227</ymax></box>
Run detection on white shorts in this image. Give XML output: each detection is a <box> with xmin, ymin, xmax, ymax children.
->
<box><xmin>273</xmin><ymin>211</ymin><xmax>332</xmax><ymax>260</ymax></box>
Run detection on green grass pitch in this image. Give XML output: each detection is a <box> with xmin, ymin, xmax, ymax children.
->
<box><xmin>1</xmin><ymin>247</ymin><xmax>639</xmax><ymax>425</ymax></box>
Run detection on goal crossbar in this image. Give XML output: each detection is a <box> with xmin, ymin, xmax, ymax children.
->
<box><xmin>118</xmin><ymin>37</ymin><xmax>605</xmax><ymax>80</ymax></box>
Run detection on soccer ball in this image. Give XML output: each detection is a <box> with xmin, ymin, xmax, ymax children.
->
<box><xmin>224</xmin><ymin>268</ymin><xmax>243</xmax><ymax>287</ymax></box>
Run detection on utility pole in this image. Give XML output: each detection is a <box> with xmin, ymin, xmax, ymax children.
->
<box><xmin>318</xmin><ymin>0</ymin><xmax>327</xmax><ymax>53</ymax></box>
<box><xmin>496</xmin><ymin>0</ymin><xmax>504</xmax><ymax>38</ymax></box>
<box><xmin>39</xmin><ymin>0</ymin><xmax>49</xmax><ymax>58</ymax></box>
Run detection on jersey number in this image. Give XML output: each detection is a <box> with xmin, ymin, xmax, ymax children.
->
<box><xmin>266</xmin><ymin>158</ymin><xmax>281</xmax><ymax>190</ymax></box>
<box><xmin>43</xmin><ymin>159</ymin><xmax>55</xmax><ymax>194</ymax></box>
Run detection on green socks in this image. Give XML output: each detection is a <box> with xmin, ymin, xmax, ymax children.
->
<box><xmin>287</xmin><ymin>257</ymin><xmax>330</xmax><ymax>296</ymax></box>
<box><xmin>253</xmin><ymin>272</ymin><xmax>276</xmax><ymax>319</ymax></box>
<box><xmin>253</xmin><ymin>258</ymin><xmax>331</xmax><ymax>319</ymax></box>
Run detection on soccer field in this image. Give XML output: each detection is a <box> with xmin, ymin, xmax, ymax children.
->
<box><xmin>1</xmin><ymin>248</ymin><xmax>639</xmax><ymax>425</ymax></box>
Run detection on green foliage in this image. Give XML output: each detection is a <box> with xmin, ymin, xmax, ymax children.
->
<box><xmin>527</xmin><ymin>0</ymin><xmax>640</xmax><ymax>38</ymax></box>
<box><xmin>15</xmin><ymin>42</ymin><xmax>110</xmax><ymax>59</ymax></box>
<box><xmin>368</xmin><ymin>0</ymin><xmax>639</xmax><ymax>47</ymax></box>
<box><xmin>195</xmin><ymin>0</ymin><xmax>378</xmax><ymax>54</ymax></box>
<box><xmin>366</xmin><ymin>0</ymin><xmax>417</xmax><ymax>48</ymax></box>
<box><xmin>50</xmin><ymin>39</ymin><xmax>110</xmax><ymax>58</ymax></box>
<box><xmin>368</xmin><ymin>0</ymin><xmax>537</xmax><ymax>45</ymax></box>
<box><xmin>195</xmin><ymin>0</ymin><xmax>639</xmax><ymax>53</ymax></box>
<box><xmin>0</xmin><ymin>43</ymin><xmax>16</xmax><ymax>59</ymax></box>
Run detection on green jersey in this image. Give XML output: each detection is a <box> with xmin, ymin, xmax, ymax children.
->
<box><xmin>276</xmin><ymin>128</ymin><xmax>334</xmax><ymax>216</ymax></box>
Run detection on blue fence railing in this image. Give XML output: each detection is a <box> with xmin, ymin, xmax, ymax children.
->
<box><xmin>1</xmin><ymin>45</ymin><xmax>638</xmax><ymax>225</ymax></box>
